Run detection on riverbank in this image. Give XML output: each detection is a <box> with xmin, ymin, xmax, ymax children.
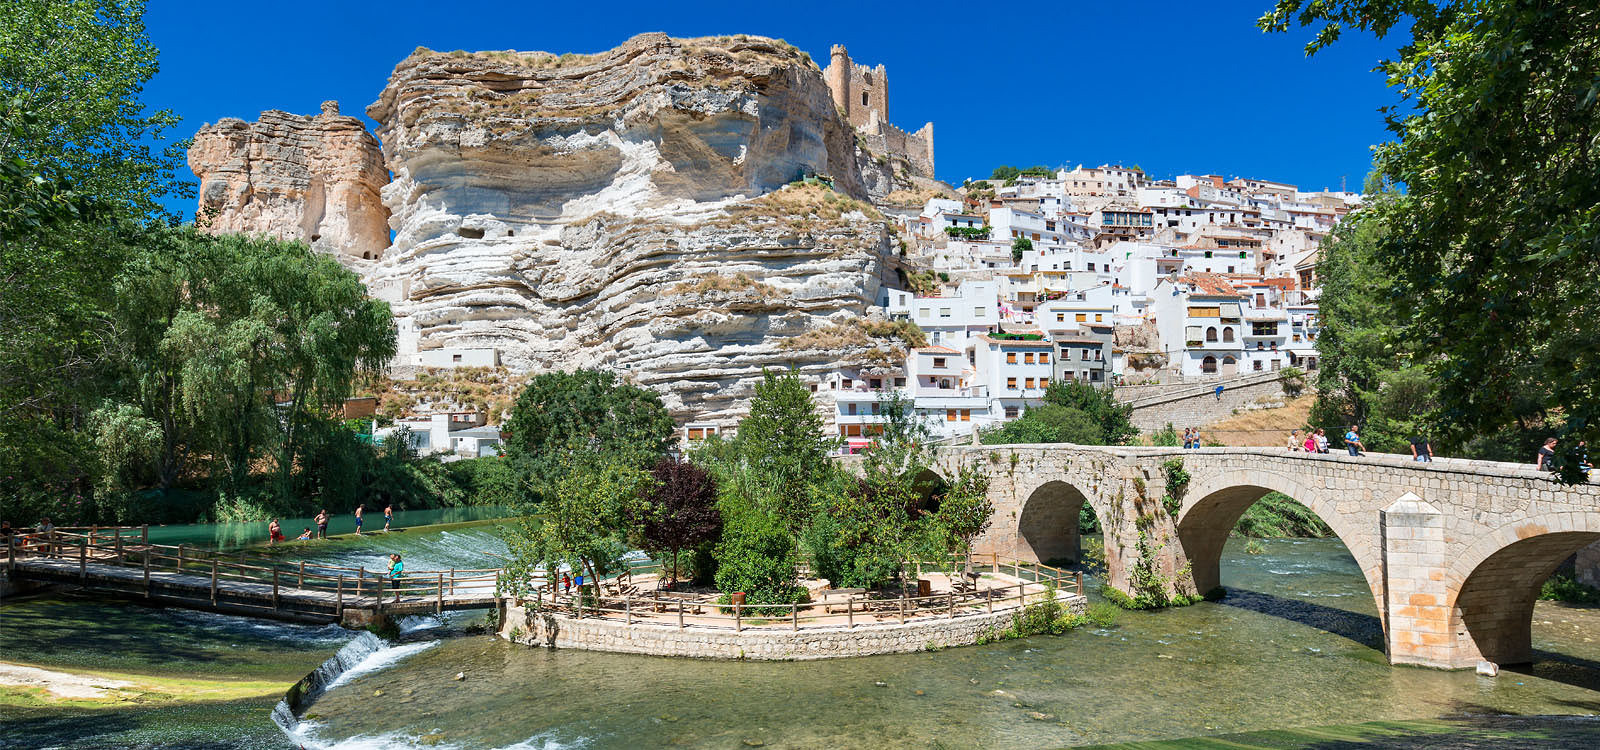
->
<box><xmin>1077</xmin><ymin>715</ymin><xmax>1600</xmax><ymax>749</ymax></box>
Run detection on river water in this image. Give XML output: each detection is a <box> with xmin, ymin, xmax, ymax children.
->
<box><xmin>142</xmin><ymin>506</ymin><xmax>512</xmax><ymax>551</ymax></box>
<box><xmin>4</xmin><ymin>524</ymin><xmax>1597</xmax><ymax>749</ymax></box>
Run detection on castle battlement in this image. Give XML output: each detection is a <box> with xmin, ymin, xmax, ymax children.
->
<box><xmin>823</xmin><ymin>44</ymin><xmax>934</xmax><ymax>178</ymax></box>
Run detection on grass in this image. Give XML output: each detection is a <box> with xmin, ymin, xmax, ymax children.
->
<box><xmin>667</xmin><ymin>273</ymin><xmax>785</xmax><ymax>299</ymax></box>
<box><xmin>0</xmin><ymin>662</ymin><xmax>289</xmax><ymax>710</ymax></box>
<box><xmin>1196</xmin><ymin>394</ymin><xmax>1315</xmax><ymax>447</ymax></box>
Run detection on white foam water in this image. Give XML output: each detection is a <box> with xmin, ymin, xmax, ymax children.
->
<box><xmin>273</xmin><ymin>631</ymin><xmax>439</xmax><ymax>749</ymax></box>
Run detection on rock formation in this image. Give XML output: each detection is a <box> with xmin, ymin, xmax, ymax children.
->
<box><xmin>189</xmin><ymin>101</ymin><xmax>390</xmax><ymax>263</ymax></box>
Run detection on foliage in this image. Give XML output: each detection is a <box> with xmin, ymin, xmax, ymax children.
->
<box><xmin>1150</xmin><ymin>423</ymin><xmax>1182</xmax><ymax>447</ymax></box>
<box><xmin>944</xmin><ymin>225</ymin><xmax>990</xmax><ymax>240</ymax></box>
<box><xmin>1011</xmin><ymin>237</ymin><xmax>1032</xmax><ymax>263</ymax></box>
<box><xmin>712</xmin><ymin>494</ymin><xmax>807</xmax><ymax>611</ymax></box>
<box><xmin>1263</xmin><ymin>0</ymin><xmax>1600</xmax><ymax>481</ymax></box>
<box><xmin>1538</xmin><ymin>573</ymin><xmax>1600</xmax><ymax>605</ymax></box>
<box><xmin>503</xmin><ymin>458</ymin><xmax>653</xmax><ymax>598</ymax></box>
<box><xmin>1278</xmin><ymin>366</ymin><xmax>1306</xmax><ymax>398</ymax></box>
<box><xmin>0</xmin><ymin>0</ymin><xmax>185</xmax><ymax>218</ymax></box>
<box><xmin>925</xmin><ymin>463</ymin><xmax>994</xmax><ymax>567</ymax></box>
<box><xmin>1083</xmin><ymin>600</ymin><xmax>1120</xmax><ymax>628</ymax></box>
<box><xmin>1108</xmin><ymin>516</ymin><xmax>1200</xmax><ymax>610</ymax></box>
<box><xmin>1235</xmin><ymin>492</ymin><xmax>1334</xmax><ymax>538</ymax></box>
<box><xmin>993</xmin><ymin>582</ymin><xmax>1083</xmax><ymax>638</ymax></box>
<box><xmin>635</xmin><ymin>458</ymin><xmax>722</xmax><ymax>584</ymax></box>
<box><xmin>1162</xmin><ymin>458</ymin><xmax>1190</xmax><ymax>495</ymax></box>
<box><xmin>981</xmin><ymin>405</ymin><xmax>1101</xmax><ymax>445</ymax></box>
<box><xmin>729</xmin><ymin>369</ymin><xmax>835</xmax><ymax>532</ymax></box>
<box><xmin>502</xmin><ymin>369</ymin><xmax>674</xmax><ymax>507</ymax></box>
<box><xmin>989</xmin><ymin>165</ymin><xmax>1053</xmax><ymax>183</ymax></box>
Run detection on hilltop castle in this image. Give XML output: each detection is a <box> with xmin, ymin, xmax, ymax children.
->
<box><xmin>823</xmin><ymin>45</ymin><xmax>935</xmax><ymax>179</ymax></box>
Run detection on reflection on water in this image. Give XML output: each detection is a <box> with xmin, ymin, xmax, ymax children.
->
<box><xmin>144</xmin><ymin>506</ymin><xmax>512</xmax><ymax>551</ymax></box>
<box><xmin>293</xmin><ymin>537</ymin><xmax>1600</xmax><ymax>749</ymax></box>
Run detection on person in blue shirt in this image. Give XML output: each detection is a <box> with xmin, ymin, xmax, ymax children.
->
<box><xmin>1345</xmin><ymin>425</ymin><xmax>1366</xmax><ymax>457</ymax></box>
<box><xmin>1214</xmin><ymin>384</ymin><xmax>1225</xmax><ymax>401</ymax></box>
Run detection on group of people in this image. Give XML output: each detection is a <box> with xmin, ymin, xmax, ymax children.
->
<box><xmin>1285</xmin><ymin>428</ymin><xmax>1334</xmax><ymax>454</ymax></box>
<box><xmin>1537</xmin><ymin>437</ymin><xmax>1592</xmax><ymax>478</ymax></box>
<box><xmin>0</xmin><ymin>517</ymin><xmax>54</xmax><ymax>552</ymax></box>
<box><xmin>1180</xmin><ymin>427</ymin><xmax>1205</xmax><ymax>449</ymax></box>
<box><xmin>266</xmin><ymin>504</ymin><xmax>394</xmax><ymax>546</ymax></box>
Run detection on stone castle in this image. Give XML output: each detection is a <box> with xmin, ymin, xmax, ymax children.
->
<box><xmin>822</xmin><ymin>45</ymin><xmax>935</xmax><ymax>179</ymax></box>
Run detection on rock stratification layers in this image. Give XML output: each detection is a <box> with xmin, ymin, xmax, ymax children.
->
<box><xmin>363</xmin><ymin>34</ymin><xmax>893</xmax><ymax>424</ymax></box>
<box><xmin>188</xmin><ymin>101</ymin><xmax>390</xmax><ymax>264</ymax></box>
<box><xmin>192</xmin><ymin>34</ymin><xmax>904</xmax><ymax>427</ymax></box>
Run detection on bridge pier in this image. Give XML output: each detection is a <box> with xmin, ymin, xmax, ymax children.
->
<box><xmin>937</xmin><ymin>444</ymin><xmax>1600</xmax><ymax>671</ymax></box>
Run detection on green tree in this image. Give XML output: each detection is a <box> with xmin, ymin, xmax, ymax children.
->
<box><xmin>1012</xmin><ymin>236</ymin><xmax>1033</xmax><ymax>263</ymax></box>
<box><xmin>981</xmin><ymin>404</ymin><xmax>1102</xmax><ymax>445</ymax></box>
<box><xmin>731</xmin><ymin>369</ymin><xmax>835</xmax><ymax>531</ymax></box>
<box><xmin>502</xmin><ymin>370</ymin><xmax>674</xmax><ymax>504</ymax></box>
<box><xmin>924</xmin><ymin>462</ymin><xmax>994</xmax><ymax>571</ymax></box>
<box><xmin>504</xmin><ymin>458</ymin><xmax>653</xmax><ymax>599</ymax></box>
<box><xmin>0</xmin><ymin>0</ymin><xmax>184</xmax><ymax>217</ymax></box>
<box><xmin>1262</xmin><ymin>0</ymin><xmax>1600</xmax><ymax>480</ymax></box>
<box><xmin>1044</xmin><ymin>380</ymin><xmax>1137</xmax><ymax>444</ymax></box>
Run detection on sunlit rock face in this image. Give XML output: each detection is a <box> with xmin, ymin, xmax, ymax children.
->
<box><xmin>191</xmin><ymin>33</ymin><xmax>900</xmax><ymax>426</ymax></box>
<box><xmin>362</xmin><ymin>33</ymin><xmax>891</xmax><ymax>424</ymax></box>
<box><xmin>188</xmin><ymin>101</ymin><xmax>390</xmax><ymax>264</ymax></box>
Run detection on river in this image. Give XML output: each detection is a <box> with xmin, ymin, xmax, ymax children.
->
<box><xmin>3</xmin><ymin>522</ymin><xmax>1597</xmax><ymax>749</ymax></box>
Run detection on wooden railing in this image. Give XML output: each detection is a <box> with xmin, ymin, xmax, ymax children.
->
<box><xmin>503</xmin><ymin>553</ymin><xmax>1083</xmax><ymax>633</ymax></box>
<box><xmin>4</xmin><ymin>527</ymin><xmax>500</xmax><ymax>616</ymax></box>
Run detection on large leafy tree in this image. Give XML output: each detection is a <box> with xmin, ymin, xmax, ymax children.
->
<box><xmin>635</xmin><ymin>458</ymin><xmax>722</xmax><ymax>585</ymax></box>
<box><xmin>730</xmin><ymin>369</ymin><xmax>835</xmax><ymax>531</ymax></box>
<box><xmin>1262</xmin><ymin>0</ymin><xmax>1600</xmax><ymax>479</ymax></box>
<box><xmin>504</xmin><ymin>457</ymin><xmax>653</xmax><ymax>599</ymax></box>
<box><xmin>501</xmin><ymin>369</ymin><xmax>674</xmax><ymax>503</ymax></box>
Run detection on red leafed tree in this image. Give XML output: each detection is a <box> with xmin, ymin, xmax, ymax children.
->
<box><xmin>637</xmin><ymin>457</ymin><xmax>722</xmax><ymax>586</ymax></box>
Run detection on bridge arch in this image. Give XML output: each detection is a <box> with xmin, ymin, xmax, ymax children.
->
<box><xmin>1175</xmin><ymin>465</ymin><xmax>1385</xmax><ymax>615</ymax></box>
<box><xmin>1444</xmin><ymin>516</ymin><xmax>1600</xmax><ymax>666</ymax></box>
<box><xmin>1016</xmin><ymin>479</ymin><xmax>1104</xmax><ymax>565</ymax></box>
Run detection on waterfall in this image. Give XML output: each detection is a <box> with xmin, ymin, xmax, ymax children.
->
<box><xmin>273</xmin><ymin>628</ymin><xmax>439</xmax><ymax>748</ymax></box>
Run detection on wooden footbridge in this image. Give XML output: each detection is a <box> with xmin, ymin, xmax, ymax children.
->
<box><xmin>3</xmin><ymin>527</ymin><xmax>502</xmax><ymax>625</ymax></box>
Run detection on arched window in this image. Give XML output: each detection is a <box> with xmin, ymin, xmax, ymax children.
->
<box><xmin>1202</xmin><ymin>355</ymin><xmax>1217</xmax><ymax>373</ymax></box>
<box><xmin>1223</xmin><ymin>327</ymin><xmax>1235</xmax><ymax>342</ymax></box>
<box><xmin>1206</xmin><ymin>327</ymin><xmax>1218</xmax><ymax>342</ymax></box>
<box><xmin>1223</xmin><ymin>356</ymin><xmax>1236</xmax><ymax>367</ymax></box>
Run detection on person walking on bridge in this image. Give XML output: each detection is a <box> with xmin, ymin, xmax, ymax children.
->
<box><xmin>388</xmin><ymin>554</ymin><xmax>404</xmax><ymax>602</ymax></box>
<box><xmin>1536</xmin><ymin>437</ymin><xmax>1558</xmax><ymax>472</ymax></box>
<box><xmin>1410</xmin><ymin>435</ymin><xmax>1434</xmax><ymax>462</ymax></box>
<box><xmin>1344</xmin><ymin>425</ymin><xmax>1366</xmax><ymax>457</ymax></box>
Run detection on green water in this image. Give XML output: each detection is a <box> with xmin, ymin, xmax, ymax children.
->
<box><xmin>143</xmin><ymin>506</ymin><xmax>512</xmax><ymax>551</ymax></box>
<box><xmin>6</xmin><ymin>530</ymin><xmax>1598</xmax><ymax>749</ymax></box>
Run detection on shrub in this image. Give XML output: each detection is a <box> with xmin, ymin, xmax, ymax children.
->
<box><xmin>1540</xmin><ymin>573</ymin><xmax>1600</xmax><ymax>604</ymax></box>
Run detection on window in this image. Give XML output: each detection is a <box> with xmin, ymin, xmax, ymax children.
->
<box><xmin>809</xmin><ymin>383</ymin><xmax>818</xmax><ymax>393</ymax></box>
<box><xmin>1202</xmin><ymin>355</ymin><xmax>1218</xmax><ymax>374</ymax></box>
<box><xmin>1095</xmin><ymin>349</ymin><xmax>1103</xmax><ymax>361</ymax></box>
<box><xmin>1056</xmin><ymin>313</ymin><xmax>1065</xmax><ymax>322</ymax></box>
<box><xmin>1087</xmin><ymin>263</ymin><xmax>1096</xmax><ymax>271</ymax></box>
<box><xmin>846</xmin><ymin>403</ymin><xmax>857</xmax><ymax>415</ymax></box>
<box><xmin>919</xmin><ymin>309</ymin><xmax>930</xmax><ymax>319</ymax></box>
<box><xmin>1024</xmin><ymin>353</ymin><xmax>1035</xmax><ymax>364</ymax></box>
<box><xmin>1005</xmin><ymin>406</ymin><xmax>1019</xmax><ymax>419</ymax></box>
<box><xmin>1039</xmin><ymin>352</ymin><xmax>1050</xmax><ymax>363</ymax></box>
<box><xmin>1204</xmin><ymin>251</ymin><xmax>1214</xmax><ymax>259</ymax></box>
<box><xmin>1253</xmin><ymin>360</ymin><xmax>1263</xmax><ymax>371</ymax></box>
<box><xmin>1095</xmin><ymin>313</ymin><xmax>1103</xmax><ymax>322</ymax></box>
<box><xmin>1272</xmin><ymin>359</ymin><xmax>1282</xmax><ymax>371</ymax></box>
<box><xmin>933</xmin><ymin>357</ymin><xmax>946</xmax><ymax>368</ymax></box>
<box><xmin>1189</xmin><ymin>306</ymin><xmax>1221</xmax><ymax>318</ymax></box>
<box><xmin>451</xmin><ymin>354</ymin><xmax>463</xmax><ymax>363</ymax></box>
<box><xmin>975</xmin><ymin>307</ymin><xmax>985</xmax><ymax>318</ymax></box>
<box><xmin>1081</xmin><ymin>349</ymin><xmax>1091</xmax><ymax>361</ymax></box>
<box><xmin>894</xmin><ymin>377</ymin><xmax>906</xmax><ymax>387</ymax></box>
<box><xmin>946</xmin><ymin>409</ymin><xmax>958</xmax><ymax>422</ymax></box>
<box><xmin>870</xmin><ymin>402</ymin><xmax>881</xmax><ymax>415</ymax></box>
<box><xmin>687</xmin><ymin>427</ymin><xmax>709</xmax><ymax>440</ymax></box>
<box><xmin>1227</xmin><ymin>266</ymin><xmax>1235</xmax><ymax>273</ymax></box>
<box><xmin>842</xmin><ymin>378</ymin><xmax>853</xmax><ymax>388</ymax></box>
<box><xmin>1025</xmin><ymin>377</ymin><xmax>1035</xmax><ymax>389</ymax></box>
<box><xmin>940</xmin><ymin>308</ymin><xmax>952</xmax><ymax>318</ymax></box>
<box><xmin>1223</xmin><ymin>327</ymin><xmax>1235</xmax><ymax>343</ymax></box>
<box><xmin>1007</xmin><ymin>377</ymin><xmax>1018</xmax><ymax>390</ymax></box>
<box><xmin>1076</xmin><ymin>313</ymin><xmax>1087</xmax><ymax>323</ymax></box>
<box><xmin>1206</xmin><ymin>327</ymin><xmax>1218</xmax><ymax>342</ymax></box>
<box><xmin>1006</xmin><ymin>353</ymin><xmax>1017</xmax><ymax>364</ymax></box>
<box><xmin>960</xmin><ymin>409</ymin><xmax>971</xmax><ymax>422</ymax></box>
<box><xmin>861</xmin><ymin>91</ymin><xmax>869</xmax><ymax>106</ymax></box>
<box><xmin>869</xmin><ymin>378</ymin><xmax>881</xmax><ymax>389</ymax></box>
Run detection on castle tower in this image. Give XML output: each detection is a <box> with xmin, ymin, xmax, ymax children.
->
<box><xmin>826</xmin><ymin>45</ymin><xmax>850</xmax><ymax>114</ymax></box>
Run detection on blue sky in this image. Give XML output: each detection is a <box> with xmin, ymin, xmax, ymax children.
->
<box><xmin>146</xmin><ymin>0</ymin><xmax>1399</xmax><ymax>214</ymax></box>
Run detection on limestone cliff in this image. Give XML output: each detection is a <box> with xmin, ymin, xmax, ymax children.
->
<box><xmin>188</xmin><ymin>101</ymin><xmax>390</xmax><ymax>263</ymax></box>
<box><xmin>358</xmin><ymin>34</ymin><xmax>895</xmax><ymax>425</ymax></box>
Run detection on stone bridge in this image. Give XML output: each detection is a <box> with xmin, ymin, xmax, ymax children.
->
<box><xmin>926</xmin><ymin>445</ymin><xmax>1600</xmax><ymax>670</ymax></box>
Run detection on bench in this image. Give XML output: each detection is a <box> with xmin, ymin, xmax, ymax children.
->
<box><xmin>818</xmin><ymin>587</ymin><xmax>866</xmax><ymax>613</ymax></box>
<box><xmin>653</xmin><ymin>591</ymin><xmax>704</xmax><ymax>615</ymax></box>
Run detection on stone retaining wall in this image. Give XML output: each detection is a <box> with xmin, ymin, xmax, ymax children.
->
<box><xmin>1126</xmin><ymin>372</ymin><xmax>1294</xmax><ymax>432</ymax></box>
<box><xmin>496</xmin><ymin>593</ymin><xmax>1086</xmax><ymax>660</ymax></box>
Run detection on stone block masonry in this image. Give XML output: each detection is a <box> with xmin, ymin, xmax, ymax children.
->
<box><xmin>1121</xmin><ymin>371</ymin><xmax>1296</xmax><ymax>433</ymax></box>
<box><xmin>497</xmin><ymin>593</ymin><xmax>1086</xmax><ymax>660</ymax></box>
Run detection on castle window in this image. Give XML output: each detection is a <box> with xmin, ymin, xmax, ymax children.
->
<box><xmin>862</xmin><ymin>91</ymin><xmax>869</xmax><ymax>107</ymax></box>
